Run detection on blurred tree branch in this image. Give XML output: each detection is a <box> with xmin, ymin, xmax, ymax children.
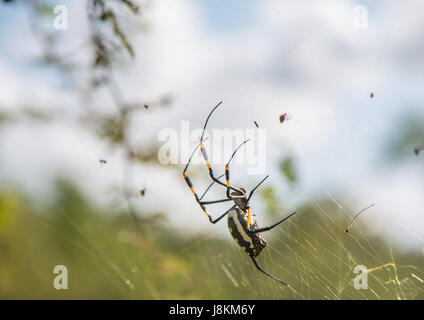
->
<box><xmin>1</xmin><ymin>0</ymin><xmax>169</xmax><ymax>226</ymax></box>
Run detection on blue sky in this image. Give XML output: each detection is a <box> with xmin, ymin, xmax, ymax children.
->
<box><xmin>195</xmin><ymin>0</ymin><xmax>259</xmax><ymax>32</ymax></box>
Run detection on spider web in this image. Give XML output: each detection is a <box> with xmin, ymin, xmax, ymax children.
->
<box><xmin>179</xmin><ymin>185</ymin><xmax>424</xmax><ymax>300</ymax></box>
<box><xmin>12</xmin><ymin>151</ymin><xmax>423</xmax><ymax>300</ymax></box>
<box><xmin>158</xmin><ymin>117</ymin><xmax>424</xmax><ymax>299</ymax></box>
<box><xmin>9</xmin><ymin>118</ymin><xmax>423</xmax><ymax>300</ymax></box>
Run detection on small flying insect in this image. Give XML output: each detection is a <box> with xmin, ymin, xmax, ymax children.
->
<box><xmin>183</xmin><ymin>102</ymin><xmax>296</xmax><ymax>285</ymax></box>
<box><xmin>370</xmin><ymin>92</ymin><xmax>374</xmax><ymax>99</ymax></box>
<box><xmin>345</xmin><ymin>203</ymin><xmax>375</xmax><ymax>233</ymax></box>
<box><xmin>140</xmin><ymin>187</ymin><xmax>146</xmax><ymax>197</ymax></box>
<box><xmin>253</xmin><ymin>120</ymin><xmax>259</xmax><ymax>128</ymax></box>
<box><xmin>144</xmin><ymin>104</ymin><xmax>149</xmax><ymax>109</ymax></box>
<box><xmin>279</xmin><ymin>113</ymin><xmax>292</xmax><ymax>124</ymax></box>
<box><xmin>99</xmin><ymin>159</ymin><xmax>107</xmax><ymax>164</ymax></box>
<box><xmin>414</xmin><ymin>145</ymin><xmax>424</xmax><ymax>156</ymax></box>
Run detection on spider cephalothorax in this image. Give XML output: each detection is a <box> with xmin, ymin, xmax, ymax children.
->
<box><xmin>231</xmin><ymin>188</ymin><xmax>249</xmax><ymax>212</ymax></box>
<box><xmin>183</xmin><ymin>101</ymin><xmax>296</xmax><ymax>285</ymax></box>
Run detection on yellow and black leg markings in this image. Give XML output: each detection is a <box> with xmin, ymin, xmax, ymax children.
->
<box><xmin>225</xmin><ymin>164</ymin><xmax>230</xmax><ymax>197</ymax></box>
<box><xmin>199</xmin><ymin>142</ymin><xmax>232</xmax><ymax>190</ymax></box>
<box><xmin>224</xmin><ymin>139</ymin><xmax>250</xmax><ymax>198</ymax></box>
<box><xmin>197</xmin><ymin>101</ymin><xmax>240</xmax><ymax>195</ymax></box>
<box><xmin>200</xmin><ymin>143</ymin><xmax>212</xmax><ymax>173</ymax></box>
<box><xmin>183</xmin><ymin>139</ymin><xmax>216</xmax><ymax>221</ymax></box>
<box><xmin>183</xmin><ymin>139</ymin><xmax>234</xmax><ymax>224</ymax></box>
<box><xmin>183</xmin><ymin>101</ymin><xmax>247</xmax><ymax>223</ymax></box>
<box><xmin>183</xmin><ymin>171</ymin><xmax>234</xmax><ymax>223</ymax></box>
<box><xmin>182</xmin><ymin>172</ymin><xmax>210</xmax><ymax>218</ymax></box>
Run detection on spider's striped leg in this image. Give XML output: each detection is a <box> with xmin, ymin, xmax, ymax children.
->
<box><xmin>209</xmin><ymin>205</ymin><xmax>237</xmax><ymax>224</ymax></box>
<box><xmin>252</xmin><ymin>212</ymin><xmax>296</xmax><ymax>233</ymax></box>
<box><xmin>199</xmin><ymin>101</ymin><xmax>240</xmax><ymax>195</ymax></box>
<box><xmin>183</xmin><ymin>172</ymin><xmax>231</xmax><ymax>223</ymax></box>
<box><xmin>199</xmin><ymin>141</ymin><xmax>235</xmax><ymax>192</ymax></box>
<box><xmin>200</xmin><ymin>198</ymin><xmax>233</xmax><ymax>205</ymax></box>
<box><xmin>198</xmin><ymin>175</ymin><xmax>233</xmax><ymax>207</ymax></box>
<box><xmin>251</xmin><ymin>256</ymin><xmax>287</xmax><ymax>285</ymax></box>
<box><xmin>225</xmin><ymin>139</ymin><xmax>251</xmax><ymax>225</ymax></box>
<box><xmin>225</xmin><ymin>139</ymin><xmax>249</xmax><ymax>197</ymax></box>
<box><xmin>199</xmin><ymin>173</ymin><xmax>225</xmax><ymax>201</ymax></box>
<box><xmin>183</xmin><ymin>140</ymin><xmax>232</xmax><ymax>223</ymax></box>
<box><xmin>183</xmin><ymin>139</ymin><xmax>215</xmax><ymax>221</ymax></box>
<box><xmin>183</xmin><ymin>171</ymin><xmax>213</xmax><ymax>222</ymax></box>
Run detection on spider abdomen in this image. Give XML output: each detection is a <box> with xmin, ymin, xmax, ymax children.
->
<box><xmin>227</xmin><ymin>208</ymin><xmax>267</xmax><ymax>257</ymax></box>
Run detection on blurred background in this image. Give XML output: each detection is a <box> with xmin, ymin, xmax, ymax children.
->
<box><xmin>0</xmin><ymin>0</ymin><xmax>423</xmax><ymax>299</ymax></box>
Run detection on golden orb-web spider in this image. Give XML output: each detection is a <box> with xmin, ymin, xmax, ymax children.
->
<box><xmin>183</xmin><ymin>101</ymin><xmax>296</xmax><ymax>285</ymax></box>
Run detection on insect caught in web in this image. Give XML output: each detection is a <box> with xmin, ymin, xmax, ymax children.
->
<box><xmin>414</xmin><ymin>145</ymin><xmax>424</xmax><ymax>156</ymax></box>
<box><xmin>140</xmin><ymin>187</ymin><xmax>146</xmax><ymax>197</ymax></box>
<box><xmin>183</xmin><ymin>101</ymin><xmax>296</xmax><ymax>285</ymax></box>
<box><xmin>279</xmin><ymin>112</ymin><xmax>293</xmax><ymax>124</ymax></box>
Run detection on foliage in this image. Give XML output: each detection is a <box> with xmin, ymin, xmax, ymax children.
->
<box><xmin>0</xmin><ymin>181</ymin><xmax>423</xmax><ymax>299</ymax></box>
<box><xmin>279</xmin><ymin>157</ymin><xmax>298</xmax><ymax>184</ymax></box>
